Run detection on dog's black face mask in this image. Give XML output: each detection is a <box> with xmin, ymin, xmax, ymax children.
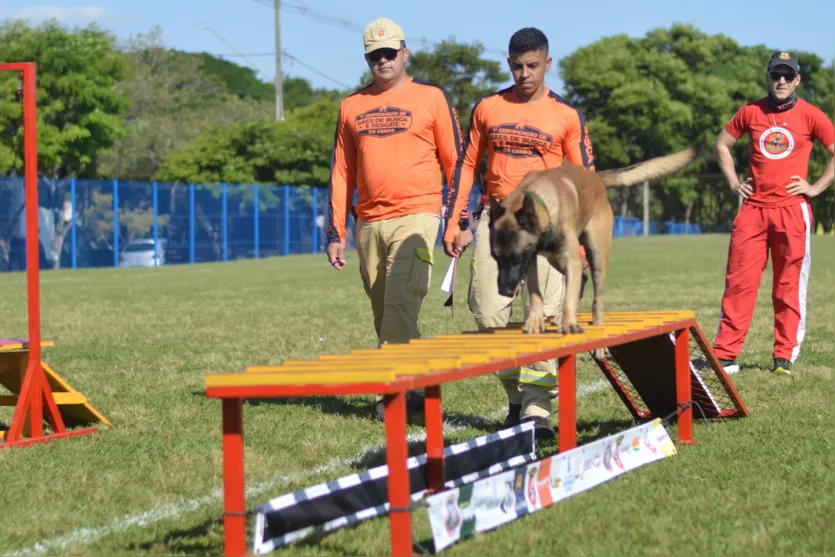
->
<box><xmin>488</xmin><ymin>195</ymin><xmax>540</xmax><ymax>298</ymax></box>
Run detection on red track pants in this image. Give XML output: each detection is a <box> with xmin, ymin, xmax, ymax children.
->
<box><xmin>713</xmin><ymin>202</ymin><xmax>813</xmax><ymax>363</ymax></box>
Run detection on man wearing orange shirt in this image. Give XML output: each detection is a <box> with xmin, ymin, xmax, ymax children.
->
<box><xmin>443</xmin><ymin>28</ymin><xmax>595</xmax><ymax>440</ymax></box>
<box><xmin>709</xmin><ymin>51</ymin><xmax>834</xmax><ymax>375</ymax></box>
<box><xmin>326</xmin><ymin>17</ymin><xmax>463</xmax><ymax>420</ymax></box>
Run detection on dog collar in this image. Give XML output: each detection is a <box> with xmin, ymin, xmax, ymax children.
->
<box><xmin>526</xmin><ymin>190</ymin><xmax>555</xmax><ymax>234</ymax></box>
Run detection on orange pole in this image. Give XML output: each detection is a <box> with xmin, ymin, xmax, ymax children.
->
<box><xmin>674</xmin><ymin>327</ymin><xmax>696</xmax><ymax>445</ymax></box>
<box><xmin>558</xmin><ymin>354</ymin><xmax>577</xmax><ymax>452</ymax></box>
<box><xmin>22</xmin><ymin>64</ymin><xmax>41</xmax><ymax>368</ymax></box>
<box><xmin>222</xmin><ymin>398</ymin><xmax>246</xmax><ymax>556</ymax></box>
<box><xmin>424</xmin><ymin>385</ymin><xmax>445</xmax><ymax>492</ymax></box>
<box><xmin>384</xmin><ymin>392</ymin><xmax>411</xmax><ymax>556</ymax></box>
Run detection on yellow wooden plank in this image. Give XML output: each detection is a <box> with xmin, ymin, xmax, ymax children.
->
<box><xmin>248</xmin><ymin>356</ymin><xmax>488</xmax><ymax>375</ymax></box>
<box><xmin>0</xmin><ymin>392</ymin><xmax>88</xmax><ymax>406</ymax></box>
<box><xmin>208</xmin><ymin>370</ymin><xmax>397</xmax><ymax>387</ymax></box>
<box><xmin>316</xmin><ymin>353</ymin><xmax>495</xmax><ymax>365</ymax></box>
<box><xmin>247</xmin><ymin>362</ymin><xmax>420</xmax><ymax>373</ymax></box>
<box><xmin>41</xmin><ymin>361</ymin><xmax>111</xmax><ymax>426</ymax></box>
<box><xmin>0</xmin><ymin>339</ymin><xmax>54</xmax><ymax>352</ymax></box>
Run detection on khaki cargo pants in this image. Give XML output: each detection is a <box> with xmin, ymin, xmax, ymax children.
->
<box><xmin>357</xmin><ymin>213</ymin><xmax>439</xmax><ymax>402</ymax></box>
<box><xmin>468</xmin><ymin>210</ymin><xmax>565</xmax><ymax>419</ymax></box>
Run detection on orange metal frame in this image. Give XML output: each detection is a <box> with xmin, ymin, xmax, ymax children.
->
<box><xmin>0</xmin><ymin>62</ymin><xmax>97</xmax><ymax>448</ymax></box>
<box><xmin>206</xmin><ymin>317</ymin><xmax>704</xmax><ymax>557</ymax></box>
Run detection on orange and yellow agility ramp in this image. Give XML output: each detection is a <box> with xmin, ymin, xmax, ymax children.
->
<box><xmin>0</xmin><ymin>339</ymin><xmax>110</xmax><ymax>448</ymax></box>
<box><xmin>205</xmin><ymin>310</ymin><xmax>747</xmax><ymax>557</ymax></box>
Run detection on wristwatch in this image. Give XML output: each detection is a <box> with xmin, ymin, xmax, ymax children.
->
<box><xmin>457</xmin><ymin>217</ymin><xmax>470</xmax><ymax>231</ymax></box>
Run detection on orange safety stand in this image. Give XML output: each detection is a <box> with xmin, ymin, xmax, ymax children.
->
<box><xmin>206</xmin><ymin>311</ymin><xmax>747</xmax><ymax>557</ymax></box>
<box><xmin>0</xmin><ymin>62</ymin><xmax>107</xmax><ymax>449</ymax></box>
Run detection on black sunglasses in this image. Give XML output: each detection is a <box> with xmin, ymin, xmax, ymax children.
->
<box><xmin>367</xmin><ymin>48</ymin><xmax>400</xmax><ymax>63</ymax></box>
<box><xmin>769</xmin><ymin>70</ymin><xmax>797</xmax><ymax>82</ymax></box>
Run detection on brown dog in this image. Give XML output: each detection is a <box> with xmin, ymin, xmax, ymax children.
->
<box><xmin>488</xmin><ymin>146</ymin><xmax>700</xmax><ymax>335</ymax></box>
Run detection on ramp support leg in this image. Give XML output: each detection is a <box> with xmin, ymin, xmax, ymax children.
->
<box><xmin>675</xmin><ymin>327</ymin><xmax>696</xmax><ymax>445</ymax></box>
<box><xmin>558</xmin><ymin>354</ymin><xmax>577</xmax><ymax>452</ymax></box>
<box><xmin>385</xmin><ymin>391</ymin><xmax>411</xmax><ymax>557</ymax></box>
<box><xmin>424</xmin><ymin>385</ymin><xmax>445</xmax><ymax>492</ymax></box>
<box><xmin>222</xmin><ymin>398</ymin><xmax>246</xmax><ymax>557</ymax></box>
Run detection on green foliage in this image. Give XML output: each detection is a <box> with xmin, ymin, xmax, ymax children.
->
<box><xmin>359</xmin><ymin>39</ymin><xmax>506</xmax><ymax>126</ymax></box>
<box><xmin>193</xmin><ymin>52</ymin><xmax>275</xmax><ymax>101</ymax></box>
<box><xmin>560</xmin><ymin>24</ymin><xmax>834</xmax><ymax>230</ymax></box>
<box><xmin>154</xmin><ymin>97</ymin><xmax>339</xmax><ymax>189</ymax></box>
<box><xmin>283</xmin><ymin>76</ymin><xmax>343</xmax><ymax>113</ymax></box>
<box><xmin>98</xmin><ymin>28</ymin><xmax>273</xmax><ymax>181</ymax></box>
<box><xmin>0</xmin><ymin>19</ymin><xmax>128</xmax><ymax>178</ymax></box>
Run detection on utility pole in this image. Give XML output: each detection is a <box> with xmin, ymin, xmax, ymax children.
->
<box><xmin>274</xmin><ymin>0</ymin><xmax>284</xmax><ymax>121</ymax></box>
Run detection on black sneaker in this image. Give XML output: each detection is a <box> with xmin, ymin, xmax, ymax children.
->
<box><xmin>374</xmin><ymin>391</ymin><xmax>425</xmax><ymax>421</ymax></box>
<box><xmin>405</xmin><ymin>391</ymin><xmax>425</xmax><ymax>411</ymax></box>
<box><xmin>692</xmin><ymin>355</ymin><xmax>739</xmax><ymax>375</ymax></box>
<box><xmin>523</xmin><ymin>416</ymin><xmax>556</xmax><ymax>442</ymax></box>
<box><xmin>503</xmin><ymin>403</ymin><xmax>521</xmax><ymax>427</ymax></box>
<box><xmin>772</xmin><ymin>358</ymin><xmax>792</xmax><ymax>375</ymax></box>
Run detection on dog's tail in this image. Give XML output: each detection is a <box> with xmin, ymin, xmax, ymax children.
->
<box><xmin>597</xmin><ymin>144</ymin><xmax>703</xmax><ymax>188</ymax></box>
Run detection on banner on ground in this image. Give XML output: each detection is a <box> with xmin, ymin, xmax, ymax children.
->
<box><xmin>426</xmin><ymin>418</ymin><xmax>677</xmax><ymax>552</ymax></box>
<box><xmin>253</xmin><ymin>421</ymin><xmax>536</xmax><ymax>554</ymax></box>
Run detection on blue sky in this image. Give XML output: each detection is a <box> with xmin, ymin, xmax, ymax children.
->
<box><xmin>3</xmin><ymin>0</ymin><xmax>833</xmax><ymax>93</ymax></box>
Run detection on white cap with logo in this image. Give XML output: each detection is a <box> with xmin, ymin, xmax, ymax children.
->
<box><xmin>363</xmin><ymin>17</ymin><xmax>405</xmax><ymax>53</ymax></box>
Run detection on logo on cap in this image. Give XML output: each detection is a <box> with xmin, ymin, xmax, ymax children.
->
<box><xmin>377</xmin><ymin>28</ymin><xmax>387</xmax><ymax>39</ymax></box>
<box><xmin>779</xmin><ymin>52</ymin><xmax>791</xmax><ymax>60</ymax></box>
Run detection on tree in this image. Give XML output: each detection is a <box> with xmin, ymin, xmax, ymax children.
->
<box><xmin>154</xmin><ymin>97</ymin><xmax>338</xmax><ymax>187</ymax></box>
<box><xmin>559</xmin><ymin>24</ymin><xmax>833</xmax><ymax>231</ymax></box>
<box><xmin>98</xmin><ymin>28</ymin><xmax>273</xmax><ymax>182</ymax></box>
<box><xmin>360</xmin><ymin>39</ymin><xmax>505</xmax><ymax>127</ymax></box>
<box><xmin>0</xmin><ymin>19</ymin><xmax>129</xmax><ymax>267</ymax></box>
<box><xmin>283</xmin><ymin>76</ymin><xmax>343</xmax><ymax>113</ymax></box>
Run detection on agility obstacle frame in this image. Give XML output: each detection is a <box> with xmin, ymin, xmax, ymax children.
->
<box><xmin>206</xmin><ymin>310</ymin><xmax>747</xmax><ymax>556</ymax></box>
<box><xmin>0</xmin><ymin>62</ymin><xmax>108</xmax><ymax>449</ymax></box>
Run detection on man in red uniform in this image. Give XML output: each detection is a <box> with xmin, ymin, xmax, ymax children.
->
<box><xmin>443</xmin><ymin>28</ymin><xmax>595</xmax><ymax>439</ymax></box>
<box><xmin>711</xmin><ymin>50</ymin><xmax>834</xmax><ymax>375</ymax></box>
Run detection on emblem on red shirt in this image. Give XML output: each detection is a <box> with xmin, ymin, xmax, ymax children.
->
<box><xmin>759</xmin><ymin>126</ymin><xmax>795</xmax><ymax>160</ymax></box>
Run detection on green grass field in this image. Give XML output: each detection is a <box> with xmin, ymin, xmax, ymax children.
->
<box><xmin>0</xmin><ymin>234</ymin><xmax>832</xmax><ymax>556</ymax></box>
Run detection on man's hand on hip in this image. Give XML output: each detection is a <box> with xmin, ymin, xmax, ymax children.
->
<box><xmin>732</xmin><ymin>177</ymin><xmax>754</xmax><ymax>199</ymax></box>
<box><xmin>327</xmin><ymin>242</ymin><xmax>347</xmax><ymax>271</ymax></box>
<box><xmin>787</xmin><ymin>175</ymin><xmax>817</xmax><ymax>197</ymax></box>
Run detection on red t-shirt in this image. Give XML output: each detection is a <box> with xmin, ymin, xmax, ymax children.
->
<box><xmin>725</xmin><ymin>98</ymin><xmax>835</xmax><ymax>207</ymax></box>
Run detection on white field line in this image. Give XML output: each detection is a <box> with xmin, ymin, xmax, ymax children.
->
<box><xmin>12</xmin><ymin>380</ymin><xmax>610</xmax><ymax>556</ymax></box>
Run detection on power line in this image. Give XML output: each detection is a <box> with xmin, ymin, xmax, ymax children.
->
<box><xmin>282</xmin><ymin>50</ymin><xmax>351</xmax><ymax>88</ymax></box>
<box><xmin>249</xmin><ymin>0</ymin><xmax>508</xmax><ymax>57</ymax></box>
<box><xmin>197</xmin><ymin>20</ymin><xmax>349</xmax><ymax>93</ymax></box>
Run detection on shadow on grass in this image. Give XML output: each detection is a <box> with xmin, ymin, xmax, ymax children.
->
<box><xmin>194</xmin><ymin>389</ymin><xmax>498</xmax><ymax>434</ymax></box>
<box><xmin>126</xmin><ymin>509</ymin><xmax>420</xmax><ymax>557</ymax></box>
<box><xmin>127</xmin><ymin>514</ymin><xmax>224</xmax><ymax>556</ymax></box>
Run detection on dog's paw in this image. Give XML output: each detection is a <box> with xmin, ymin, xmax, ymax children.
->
<box><xmin>591</xmin><ymin>348</ymin><xmax>607</xmax><ymax>361</ymax></box>
<box><xmin>524</xmin><ymin>314</ymin><xmax>547</xmax><ymax>334</ymax></box>
<box><xmin>557</xmin><ymin>322</ymin><xmax>584</xmax><ymax>335</ymax></box>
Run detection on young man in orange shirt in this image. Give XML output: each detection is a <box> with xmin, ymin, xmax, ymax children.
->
<box><xmin>326</xmin><ymin>17</ymin><xmax>463</xmax><ymax>420</ymax></box>
<box><xmin>710</xmin><ymin>51</ymin><xmax>834</xmax><ymax>375</ymax></box>
<box><xmin>443</xmin><ymin>28</ymin><xmax>595</xmax><ymax>440</ymax></box>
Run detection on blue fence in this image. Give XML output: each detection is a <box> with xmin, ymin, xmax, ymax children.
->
<box><xmin>0</xmin><ymin>178</ymin><xmax>700</xmax><ymax>272</ymax></box>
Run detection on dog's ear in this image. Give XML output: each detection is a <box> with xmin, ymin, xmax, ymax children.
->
<box><xmin>489</xmin><ymin>196</ymin><xmax>505</xmax><ymax>220</ymax></box>
<box><xmin>515</xmin><ymin>193</ymin><xmax>539</xmax><ymax>233</ymax></box>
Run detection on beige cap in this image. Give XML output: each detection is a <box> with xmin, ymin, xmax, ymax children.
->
<box><xmin>362</xmin><ymin>17</ymin><xmax>405</xmax><ymax>53</ymax></box>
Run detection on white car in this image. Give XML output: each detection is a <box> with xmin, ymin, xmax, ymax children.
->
<box><xmin>119</xmin><ymin>239</ymin><xmax>166</xmax><ymax>268</ymax></box>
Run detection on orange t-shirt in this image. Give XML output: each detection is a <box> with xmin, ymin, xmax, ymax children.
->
<box><xmin>443</xmin><ymin>87</ymin><xmax>595</xmax><ymax>242</ymax></box>
<box><xmin>326</xmin><ymin>78</ymin><xmax>462</xmax><ymax>243</ymax></box>
<box><xmin>725</xmin><ymin>98</ymin><xmax>835</xmax><ymax>207</ymax></box>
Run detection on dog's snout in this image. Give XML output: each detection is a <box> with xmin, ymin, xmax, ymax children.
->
<box><xmin>498</xmin><ymin>285</ymin><xmax>515</xmax><ymax>297</ymax></box>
